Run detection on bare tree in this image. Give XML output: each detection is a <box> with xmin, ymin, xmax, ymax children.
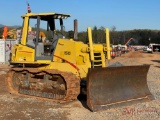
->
<box><xmin>110</xmin><ymin>26</ymin><xmax>116</xmax><ymax>32</ymax></box>
<box><xmin>110</xmin><ymin>26</ymin><xmax>117</xmax><ymax>44</ymax></box>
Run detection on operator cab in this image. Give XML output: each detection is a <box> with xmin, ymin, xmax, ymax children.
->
<box><xmin>20</xmin><ymin>13</ymin><xmax>70</xmax><ymax>60</ymax></box>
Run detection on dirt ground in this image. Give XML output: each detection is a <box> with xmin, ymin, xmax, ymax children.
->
<box><xmin>0</xmin><ymin>50</ymin><xmax>160</xmax><ymax>120</ymax></box>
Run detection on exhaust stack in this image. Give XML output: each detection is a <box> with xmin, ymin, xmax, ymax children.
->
<box><xmin>74</xmin><ymin>19</ymin><xmax>78</xmax><ymax>40</ymax></box>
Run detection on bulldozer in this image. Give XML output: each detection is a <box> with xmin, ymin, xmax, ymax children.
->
<box><xmin>7</xmin><ymin>12</ymin><xmax>154</xmax><ymax>112</ymax></box>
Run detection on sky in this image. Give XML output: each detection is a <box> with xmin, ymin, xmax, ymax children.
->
<box><xmin>0</xmin><ymin>0</ymin><xmax>160</xmax><ymax>31</ymax></box>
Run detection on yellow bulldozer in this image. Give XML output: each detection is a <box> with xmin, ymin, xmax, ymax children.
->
<box><xmin>7</xmin><ymin>12</ymin><xmax>153</xmax><ymax>112</ymax></box>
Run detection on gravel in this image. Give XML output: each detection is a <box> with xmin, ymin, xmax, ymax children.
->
<box><xmin>0</xmin><ymin>51</ymin><xmax>160</xmax><ymax>120</ymax></box>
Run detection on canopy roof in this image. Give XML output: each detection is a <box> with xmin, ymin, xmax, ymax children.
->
<box><xmin>22</xmin><ymin>12</ymin><xmax>71</xmax><ymax>19</ymax></box>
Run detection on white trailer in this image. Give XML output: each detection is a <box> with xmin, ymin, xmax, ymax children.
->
<box><xmin>0</xmin><ymin>39</ymin><xmax>17</xmax><ymax>64</ymax></box>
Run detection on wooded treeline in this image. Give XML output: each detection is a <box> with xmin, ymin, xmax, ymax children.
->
<box><xmin>77</xmin><ymin>26</ymin><xmax>160</xmax><ymax>46</ymax></box>
<box><xmin>1</xmin><ymin>26</ymin><xmax>160</xmax><ymax>46</ymax></box>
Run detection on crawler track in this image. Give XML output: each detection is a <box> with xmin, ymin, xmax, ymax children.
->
<box><xmin>6</xmin><ymin>68</ymin><xmax>80</xmax><ymax>103</ymax></box>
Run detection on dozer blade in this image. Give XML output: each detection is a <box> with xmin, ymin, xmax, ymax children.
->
<box><xmin>87</xmin><ymin>65</ymin><xmax>154</xmax><ymax>112</ymax></box>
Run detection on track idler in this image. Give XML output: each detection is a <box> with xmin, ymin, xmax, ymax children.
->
<box><xmin>87</xmin><ymin>65</ymin><xmax>154</xmax><ymax>112</ymax></box>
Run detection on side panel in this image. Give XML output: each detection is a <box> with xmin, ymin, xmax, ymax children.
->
<box><xmin>53</xmin><ymin>39</ymin><xmax>91</xmax><ymax>78</ymax></box>
<box><xmin>53</xmin><ymin>39</ymin><xmax>76</xmax><ymax>64</ymax></box>
<box><xmin>11</xmin><ymin>44</ymin><xmax>35</xmax><ymax>62</ymax></box>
